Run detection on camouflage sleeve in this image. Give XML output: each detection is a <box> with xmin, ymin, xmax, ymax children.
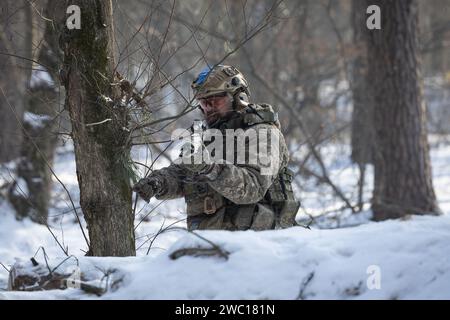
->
<box><xmin>153</xmin><ymin>164</ymin><xmax>185</xmax><ymax>200</ymax></box>
<box><xmin>206</xmin><ymin>123</ymin><xmax>289</xmax><ymax>204</ymax></box>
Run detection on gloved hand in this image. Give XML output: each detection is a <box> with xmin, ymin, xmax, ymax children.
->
<box><xmin>132</xmin><ymin>174</ymin><xmax>164</xmax><ymax>202</ymax></box>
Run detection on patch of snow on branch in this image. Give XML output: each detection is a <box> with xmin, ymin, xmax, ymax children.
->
<box><xmin>30</xmin><ymin>67</ymin><xmax>54</xmax><ymax>88</ymax></box>
<box><xmin>23</xmin><ymin>112</ymin><xmax>51</xmax><ymax>128</ymax></box>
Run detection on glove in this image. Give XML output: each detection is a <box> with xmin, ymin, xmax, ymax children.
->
<box><xmin>132</xmin><ymin>175</ymin><xmax>164</xmax><ymax>202</ymax></box>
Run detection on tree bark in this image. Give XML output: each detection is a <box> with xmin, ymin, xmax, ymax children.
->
<box><xmin>350</xmin><ymin>0</ymin><xmax>376</xmax><ymax>212</ymax></box>
<box><xmin>350</xmin><ymin>0</ymin><xmax>374</xmax><ymax>166</ymax></box>
<box><xmin>61</xmin><ymin>0</ymin><xmax>135</xmax><ymax>256</ymax></box>
<box><xmin>0</xmin><ymin>0</ymin><xmax>30</xmax><ymax>163</ymax></box>
<box><xmin>7</xmin><ymin>0</ymin><xmax>63</xmax><ymax>224</ymax></box>
<box><xmin>9</xmin><ymin>83</ymin><xmax>59</xmax><ymax>223</ymax></box>
<box><xmin>365</xmin><ymin>0</ymin><xmax>440</xmax><ymax>220</ymax></box>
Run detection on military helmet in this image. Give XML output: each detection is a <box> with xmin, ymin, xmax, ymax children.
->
<box><xmin>191</xmin><ymin>65</ymin><xmax>250</xmax><ymax>99</ymax></box>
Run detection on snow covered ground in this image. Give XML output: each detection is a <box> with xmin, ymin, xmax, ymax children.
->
<box><xmin>0</xmin><ymin>140</ymin><xmax>449</xmax><ymax>299</ymax></box>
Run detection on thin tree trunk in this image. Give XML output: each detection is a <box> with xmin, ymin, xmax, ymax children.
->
<box><xmin>350</xmin><ymin>0</ymin><xmax>374</xmax><ymax>166</ymax></box>
<box><xmin>8</xmin><ymin>0</ymin><xmax>62</xmax><ymax>224</ymax></box>
<box><xmin>357</xmin><ymin>162</ymin><xmax>366</xmax><ymax>212</ymax></box>
<box><xmin>9</xmin><ymin>84</ymin><xmax>59</xmax><ymax>223</ymax></box>
<box><xmin>0</xmin><ymin>0</ymin><xmax>29</xmax><ymax>163</ymax></box>
<box><xmin>365</xmin><ymin>0</ymin><xmax>440</xmax><ymax>220</ymax></box>
<box><xmin>61</xmin><ymin>0</ymin><xmax>135</xmax><ymax>256</ymax></box>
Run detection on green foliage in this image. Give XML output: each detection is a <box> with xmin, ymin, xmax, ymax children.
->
<box><xmin>117</xmin><ymin>150</ymin><xmax>139</xmax><ymax>185</ymax></box>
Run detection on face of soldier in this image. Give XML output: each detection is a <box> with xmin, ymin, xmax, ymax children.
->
<box><xmin>198</xmin><ymin>93</ymin><xmax>232</xmax><ymax>125</ymax></box>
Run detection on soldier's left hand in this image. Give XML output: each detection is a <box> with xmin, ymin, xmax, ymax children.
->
<box><xmin>132</xmin><ymin>175</ymin><xmax>163</xmax><ymax>202</ymax></box>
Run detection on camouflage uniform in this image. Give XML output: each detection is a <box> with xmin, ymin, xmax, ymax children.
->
<box><xmin>150</xmin><ymin>103</ymin><xmax>296</xmax><ymax>231</ymax></box>
<box><xmin>134</xmin><ymin>65</ymin><xmax>299</xmax><ymax>231</ymax></box>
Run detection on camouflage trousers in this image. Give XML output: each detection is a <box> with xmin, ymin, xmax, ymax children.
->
<box><xmin>186</xmin><ymin>203</ymin><xmax>276</xmax><ymax>231</ymax></box>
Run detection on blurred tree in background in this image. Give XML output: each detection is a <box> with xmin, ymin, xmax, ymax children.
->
<box><xmin>365</xmin><ymin>0</ymin><xmax>440</xmax><ymax>220</ymax></box>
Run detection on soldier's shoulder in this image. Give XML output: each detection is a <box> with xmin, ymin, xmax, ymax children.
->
<box><xmin>249</xmin><ymin>121</ymin><xmax>280</xmax><ymax>131</ymax></box>
<box><xmin>251</xmin><ymin>103</ymin><xmax>278</xmax><ymax>114</ymax></box>
<box><xmin>242</xmin><ymin>103</ymin><xmax>279</xmax><ymax>128</ymax></box>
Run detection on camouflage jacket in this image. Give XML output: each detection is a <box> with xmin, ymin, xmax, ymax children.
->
<box><xmin>152</xmin><ymin>104</ymin><xmax>290</xmax><ymax>231</ymax></box>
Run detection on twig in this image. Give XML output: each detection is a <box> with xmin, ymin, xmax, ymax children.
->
<box><xmin>141</xmin><ymin>217</ymin><xmax>186</xmax><ymax>253</ymax></box>
<box><xmin>297</xmin><ymin>271</ymin><xmax>315</xmax><ymax>300</ymax></box>
<box><xmin>0</xmin><ymin>52</ymin><xmax>54</xmax><ymax>73</ymax></box>
<box><xmin>151</xmin><ymin>226</ymin><xmax>230</xmax><ymax>260</ymax></box>
<box><xmin>134</xmin><ymin>199</ymin><xmax>167</xmax><ymax>231</ymax></box>
<box><xmin>51</xmin><ymin>255</ymin><xmax>79</xmax><ymax>274</ymax></box>
<box><xmin>0</xmin><ymin>262</ymin><xmax>10</xmax><ymax>273</ymax></box>
<box><xmin>85</xmin><ymin>118</ymin><xmax>112</xmax><ymax>127</ymax></box>
<box><xmin>33</xmin><ymin>247</ymin><xmax>52</xmax><ymax>275</ymax></box>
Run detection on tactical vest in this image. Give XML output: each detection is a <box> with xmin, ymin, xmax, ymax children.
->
<box><xmin>183</xmin><ymin>104</ymin><xmax>300</xmax><ymax>229</ymax></box>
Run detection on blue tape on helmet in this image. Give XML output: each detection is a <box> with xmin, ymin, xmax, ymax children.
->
<box><xmin>195</xmin><ymin>66</ymin><xmax>212</xmax><ymax>85</ymax></box>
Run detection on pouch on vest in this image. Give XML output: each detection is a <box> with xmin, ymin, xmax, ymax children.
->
<box><xmin>230</xmin><ymin>203</ymin><xmax>256</xmax><ymax>230</ymax></box>
<box><xmin>265</xmin><ymin>167</ymin><xmax>300</xmax><ymax>228</ymax></box>
<box><xmin>250</xmin><ymin>203</ymin><xmax>275</xmax><ymax>230</ymax></box>
<box><xmin>184</xmin><ymin>183</ymin><xmax>225</xmax><ymax>216</ymax></box>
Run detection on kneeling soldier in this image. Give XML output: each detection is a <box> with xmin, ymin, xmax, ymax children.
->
<box><xmin>133</xmin><ymin>65</ymin><xmax>300</xmax><ymax>231</ymax></box>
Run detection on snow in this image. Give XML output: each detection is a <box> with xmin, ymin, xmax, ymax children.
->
<box><xmin>99</xmin><ymin>95</ymin><xmax>113</xmax><ymax>104</ymax></box>
<box><xmin>1</xmin><ymin>215</ymin><xmax>450</xmax><ymax>300</ymax></box>
<box><xmin>0</xmin><ymin>141</ymin><xmax>450</xmax><ymax>299</ymax></box>
<box><xmin>11</xmin><ymin>177</ymin><xmax>29</xmax><ymax>197</ymax></box>
<box><xmin>23</xmin><ymin>112</ymin><xmax>51</xmax><ymax>129</ymax></box>
<box><xmin>29</xmin><ymin>67</ymin><xmax>54</xmax><ymax>89</ymax></box>
<box><xmin>105</xmin><ymin>216</ymin><xmax>450</xmax><ymax>300</ymax></box>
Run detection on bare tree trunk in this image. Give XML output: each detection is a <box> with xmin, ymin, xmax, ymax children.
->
<box><xmin>350</xmin><ymin>0</ymin><xmax>376</xmax><ymax>212</ymax></box>
<box><xmin>9</xmin><ymin>82</ymin><xmax>59</xmax><ymax>223</ymax></box>
<box><xmin>7</xmin><ymin>0</ymin><xmax>63</xmax><ymax>224</ymax></box>
<box><xmin>61</xmin><ymin>0</ymin><xmax>135</xmax><ymax>256</ymax></box>
<box><xmin>365</xmin><ymin>0</ymin><xmax>440</xmax><ymax>220</ymax></box>
<box><xmin>350</xmin><ymin>0</ymin><xmax>374</xmax><ymax>166</ymax></box>
<box><xmin>0</xmin><ymin>0</ymin><xmax>30</xmax><ymax>163</ymax></box>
